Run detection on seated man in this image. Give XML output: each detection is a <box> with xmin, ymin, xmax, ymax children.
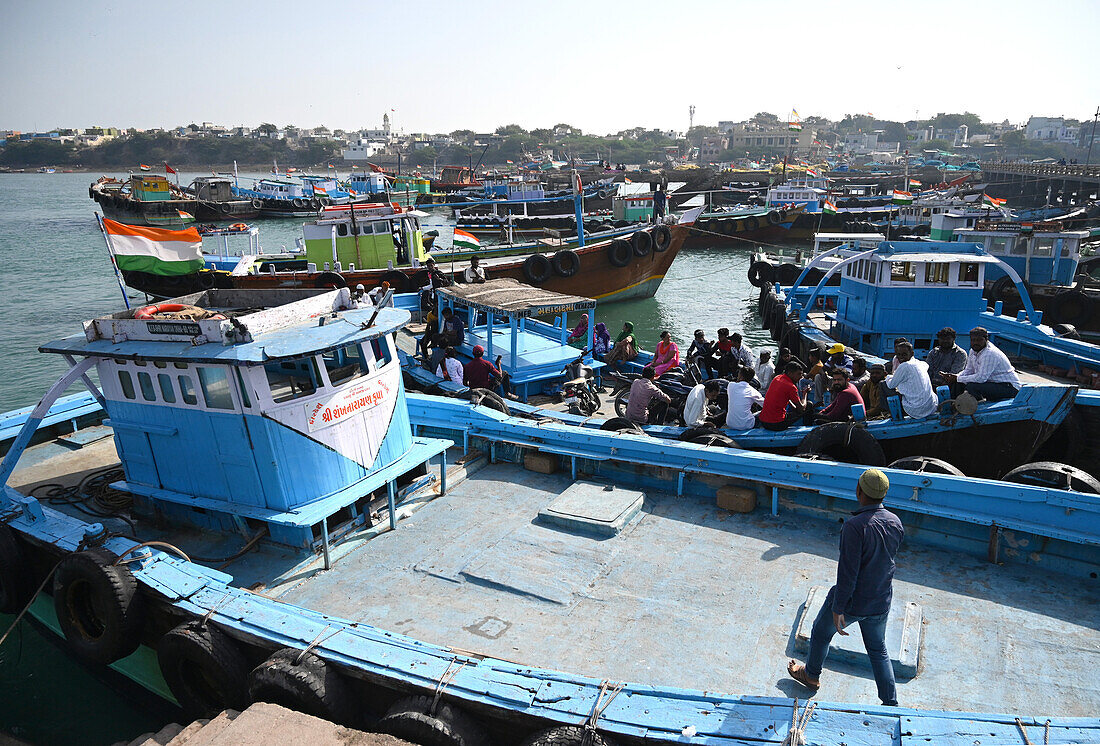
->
<box><xmin>728</xmin><ymin>333</ymin><xmax>755</xmax><ymax>371</ymax></box>
<box><xmin>883</xmin><ymin>341</ymin><xmax>938</xmax><ymax>418</ymax></box>
<box><xmin>625</xmin><ymin>367</ymin><xmax>672</xmax><ymax>424</ymax></box>
<box><xmin>942</xmin><ymin>327</ymin><xmax>1019</xmax><ymax>402</ymax></box>
<box><xmin>850</xmin><ymin>356</ymin><xmax>870</xmax><ymax>390</ymax></box>
<box><xmin>424</xmin><ymin>331</ymin><xmax>449</xmax><ymax>374</ymax></box>
<box><xmin>424</xmin><ymin>257</ymin><xmax>451</xmax><ymax>289</ymax></box>
<box><xmin>684</xmin><ymin>379</ymin><xmax>724</xmax><ymax>428</ymax></box>
<box><xmin>464</xmin><ymin>255</ymin><xmax>487</xmax><ymax>284</ymax></box>
<box><xmin>439</xmin><ymin>307</ymin><xmax>465</xmax><ymax>348</ymax></box>
<box><xmin>925</xmin><ymin>327</ymin><xmax>967</xmax><ymax>393</ymax></box>
<box><xmin>757</xmin><ymin>362</ymin><xmax>808</xmax><ymax>431</ymax></box>
<box><xmin>714</xmin><ymin>328</ymin><xmax>736</xmax><ymax>377</ymax></box>
<box><xmin>860</xmin><ymin>363</ymin><xmax>890</xmax><ymax>419</ymax></box>
<box><xmin>815</xmin><ymin>343</ymin><xmax>853</xmax><ymax>402</ymax></box>
<box><xmin>726</xmin><ymin>367</ymin><xmax>765</xmax><ymax>430</ymax></box>
<box><xmin>756</xmin><ymin>350</ymin><xmax>775</xmax><ymax>392</ymax></box>
<box><xmin>367</xmin><ymin>280</ymin><xmax>392</xmax><ymax>306</ymax></box>
<box><xmin>686</xmin><ymin>329</ymin><xmax>717</xmax><ymax>378</ymax></box>
<box><xmin>463</xmin><ymin>345</ymin><xmax>510</xmax><ymax>394</ymax></box>
<box><xmin>436</xmin><ymin>347</ymin><xmax>464</xmax><ymax>383</ymax></box>
<box><xmin>816</xmin><ymin>369</ymin><xmax>865</xmax><ymax>423</ymax></box>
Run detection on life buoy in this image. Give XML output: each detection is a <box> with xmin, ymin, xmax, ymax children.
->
<box><xmin>523</xmin><ymin>254</ymin><xmax>552</xmax><ymax>284</ymax></box>
<box><xmin>377</xmin><ymin>695</ymin><xmax>492</xmax><ymax>746</ymax></box>
<box><xmin>0</xmin><ymin>525</ymin><xmax>31</xmax><ymax>614</ymax></box>
<box><xmin>630</xmin><ymin>230</ymin><xmax>652</xmax><ymax>257</ymax></box>
<box><xmin>551</xmin><ymin>249</ymin><xmax>581</xmax><ymax>277</ymax></box>
<box><xmin>1049</xmin><ymin>289</ymin><xmax>1093</xmax><ymax>326</ymax></box>
<box><xmin>249</xmin><ymin>648</ymin><xmax>355</xmax><ymax>724</ymax></box>
<box><xmin>795</xmin><ymin>423</ymin><xmax>885</xmax><ymax>466</ymax></box>
<box><xmin>607</xmin><ymin>239</ymin><xmax>632</xmax><ymax>267</ymax></box>
<box><xmin>292</xmin><ymin>198</ymin><xmax>305</xmax><ymax>208</ymax></box>
<box><xmin>469</xmin><ymin>387</ymin><xmax>509</xmax><ymax>415</ymax></box>
<box><xmin>767</xmin><ymin>209</ymin><xmax>782</xmax><ymax>226</ymax></box>
<box><xmin>230</xmin><ymin>222</ymin><xmax>248</xmax><ymax>231</ymax></box>
<box><xmin>158</xmin><ymin>620</ymin><xmax>251</xmax><ymax>718</ymax></box>
<box><xmin>748</xmin><ymin>260</ymin><xmax>775</xmax><ymax>287</ymax></box>
<box><xmin>314</xmin><ymin>271</ymin><xmax>346</xmax><ymax>289</ymax></box>
<box><xmin>53</xmin><ymin>547</ymin><xmax>145</xmax><ymax>664</ymax></box>
<box><xmin>653</xmin><ymin>224</ymin><xmax>672</xmax><ymax>251</ymax></box>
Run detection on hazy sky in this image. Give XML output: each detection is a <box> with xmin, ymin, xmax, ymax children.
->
<box><xmin>3</xmin><ymin>0</ymin><xmax>1097</xmax><ymax>135</ymax></box>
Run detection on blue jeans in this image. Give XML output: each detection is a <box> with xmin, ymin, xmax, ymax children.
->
<box><xmin>962</xmin><ymin>381</ymin><xmax>1017</xmax><ymax>402</ymax></box>
<box><xmin>806</xmin><ymin>586</ymin><xmax>897</xmax><ymax>706</ymax></box>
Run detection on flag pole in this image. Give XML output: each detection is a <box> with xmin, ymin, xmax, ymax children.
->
<box><xmin>95</xmin><ymin>213</ymin><xmax>132</xmax><ymax>310</ymax></box>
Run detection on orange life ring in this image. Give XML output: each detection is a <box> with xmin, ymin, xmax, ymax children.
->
<box><xmin>229</xmin><ymin>222</ymin><xmax>248</xmax><ymax>231</ymax></box>
<box><xmin>135</xmin><ymin>303</ymin><xmax>189</xmax><ymax>319</ymax></box>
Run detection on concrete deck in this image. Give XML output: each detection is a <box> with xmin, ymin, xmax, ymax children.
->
<box><xmin>281</xmin><ymin>462</ymin><xmax>1100</xmax><ymax>717</ymax></box>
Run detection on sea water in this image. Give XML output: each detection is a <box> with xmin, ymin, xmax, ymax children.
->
<box><xmin>0</xmin><ymin>171</ymin><xmax>775</xmax><ymax>744</ymax></box>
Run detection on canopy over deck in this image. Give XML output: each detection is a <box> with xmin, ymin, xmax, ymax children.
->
<box><xmin>438</xmin><ymin>278</ymin><xmax>596</xmax><ymax>318</ymax></box>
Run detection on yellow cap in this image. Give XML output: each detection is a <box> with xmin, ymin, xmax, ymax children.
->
<box><xmin>827</xmin><ymin>343</ymin><xmax>846</xmax><ymax>355</ymax></box>
<box><xmin>858</xmin><ymin>468</ymin><xmax>890</xmax><ymax>500</ymax></box>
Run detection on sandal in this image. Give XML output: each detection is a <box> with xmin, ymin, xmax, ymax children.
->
<box><xmin>787</xmin><ymin>660</ymin><xmax>820</xmax><ymax>690</ymax></box>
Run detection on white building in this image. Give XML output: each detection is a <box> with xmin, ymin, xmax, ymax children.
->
<box><xmin>343</xmin><ymin>140</ymin><xmax>388</xmax><ymax>162</ymax></box>
<box><xmin>1025</xmin><ymin>116</ymin><xmax>1078</xmax><ymax>143</ymax></box>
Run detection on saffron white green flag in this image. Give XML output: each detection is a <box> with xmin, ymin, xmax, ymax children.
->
<box><xmin>453</xmin><ymin>228</ymin><xmax>480</xmax><ymax>250</ymax></box>
<box><xmin>822</xmin><ymin>199</ymin><xmax>837</xmax><ymax>214</ymax></box>
<box><xmin>891</xmin><ymin>190</ymin><xmax>914</xmax><ymax>205</ymax></box>
<box><xmin>982</xmin><ymin>193</ymin><xmax>1007</xmax><ymax>208</ymax></box>
<box><xmin>103</xmin><ymin>218</ymin><xmax>204</xmax><ymax>276</ymax></box>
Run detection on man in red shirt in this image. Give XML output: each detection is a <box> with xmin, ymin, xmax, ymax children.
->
<box><xmin>758</xmin><ymin>361</ymin><xmax>808</xmax><ymax>430</ymax></box>
<box><xmin>816</xmin><ymin>369</ymin><xmax>865</xmax><ymax>423</ymax></box>
<box><xmin>463</xmin><ymin>345</ymin><xmax>509</xmax><ymax>394</ymax></box>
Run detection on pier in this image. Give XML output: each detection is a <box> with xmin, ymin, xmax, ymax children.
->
<box><xmin>981</xmin><ymin>160</ymin><xmax>1100</xmax><ymax>208</ymax></box>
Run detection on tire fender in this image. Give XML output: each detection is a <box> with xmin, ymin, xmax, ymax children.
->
<box><xmin>795</xmin><ymin>423</ymin><xmax>885</xmax><ymax>466</ymax></box>
<box><xmin>53</xmin><ymin>547</ymin><xmax>145</xmax><ymax>665</ymax></box>
<box><xmin>249</xmin><ymin>648</ymin><xmax>355</xmax><ymax>725</ymax></box>
<box><xmin>158</xmin><ymin>620</ymin><xmax>251</xmax><ymax>718</ymax></box>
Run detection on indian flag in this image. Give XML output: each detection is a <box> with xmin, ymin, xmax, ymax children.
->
<box><xmin>177</xmin><ymin>210</ymin><xmax>195</xmax><ymax>221</ymax></box>
<box><xmin>806</xmin><ymin>167</ymin><xmax>819</xmax><ymax>177</ymax></box>
<box><xmin>102</xmin><ymin>218</ymin><xmax>204</xmax><ymax>276</ymax></box>
<box><xmin>822</xmin><ymin>199</ymin><xmax>837</xmax><ymax>214</ymax></box>
<box><xmin>982</xmin><ymin>193</ymin><xmax>1007</xmax><ymax>208</ymax></box>
<box><xmin>453</xmin><ymin>228</ymin><xmax>480</xmax><ymax>250</ymax></box>
<box><xmin>908</xmin><ymin>179</ymin><xmax>921</xmax><ymax>188</ymax></box>
<box><xmin>139</xmin><ymin>164</ymin><xmax>151</xmax><ymax>171</ymax></box>
<box><xmin>891</xmin><ymin>190</ymin><xmax>913</xmax><ymax>204</ymax></box>
<box><xmin>789</xmin><ymin>110</ymin><xmax>802</xmax><ymax>131</ymax></box>
<box><xmin>313</xmin><ymin>184</ymin><xmax>328</xmax><ymax>196</ymax></box>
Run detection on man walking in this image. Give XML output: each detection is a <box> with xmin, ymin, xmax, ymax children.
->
<box><xmin>787</xmin><ymin>468</ymin><xmax>904</xmax><ymax>706</ymax></box>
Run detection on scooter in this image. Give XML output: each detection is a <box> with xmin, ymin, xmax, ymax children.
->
<box><xmin>611</xmin><ymin>360</ymin><xmax>706</xmax><ymax>425</ymax></box>
<box><xmin>560</xmin><ymin>350</ymin><xmax>601</xmax><ymax>416</ymax></box>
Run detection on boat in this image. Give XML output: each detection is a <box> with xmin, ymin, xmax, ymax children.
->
<box><xmin>682</xmin><ymin>204</ymin><xmax>808</xmax><ymax>249</ymax></box>
<box><xmin>1</xmin><ymin>288</ymin><xmax>1098</xmax><ymax>744</ymax></box>
<box><xmin>91</xmin><ymin>175</ymin><xmax>260</xmax><ymax>226</ymax></box>
<box><xmin>229</xmin><ymin>175</ymin><xmax>360</xmax><ymax>217</ymax></box>
<box><xmin>121</xmin><ymin>202</ymin><xmax>699</xmax><ymax>305</ymax></box>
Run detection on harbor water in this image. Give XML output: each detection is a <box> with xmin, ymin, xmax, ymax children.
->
<box><xmin>0</xmin><ymin>171</ymin><xmax>774</xmax><ymax>744</ymax></box>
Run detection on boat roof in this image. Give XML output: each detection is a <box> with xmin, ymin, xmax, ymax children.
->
<box><xmin>870</xmin><ymin>240</ymin><xmax>995</xmax><ymax>263</ymax></box>
<box><xmin>439</xmin><ymin>278</ymin><xmax>595</xmax><ymax>317</ymax></box>
<box><xmin>40</xmin><ymin>290</ymin><xmax>410</xmax><ymax>365</ymax></box>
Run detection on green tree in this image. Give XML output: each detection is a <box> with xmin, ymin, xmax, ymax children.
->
<box><xmin>495</xmin><ymin>124</ymin><xmax>526</xmax><ymax>137</ymax></box>
<box><xmin>257</xmin><ymin>122</ymin><xmax>277</xmax><ymax>136</ymax></box>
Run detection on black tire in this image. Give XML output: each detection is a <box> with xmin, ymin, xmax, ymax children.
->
<box><xmin>795</xmin><ymin>423</ymin><xmax>885</xmax><ymax>466</ymax></box>
<box><xmin>607</xmin><ymin>240</ymin><xmax>632</xmax><ymax>267</ymax></box>
<box><xmin>690</xmin><ymin>433</ymin><xmax>740</xmax><ymax>448</ymax></box>
<box><xmin>1002</xmin><ymin>461</ymin><xmax>1100</xmax><ymax>492</ymax></box>
<box><xmin>630</xmin><ymin>230</ymin><xmax>652</xmax><ymax>257</ymax></box>
<box><xmin>653</xmin><ymin>224</ymin><xmax>672</xmax><ymax>251</ymax></box>
<box><xmin>520</xmin><ymin>725</ymin><xmax>620</xmax><ymax>746</ymax></box>
<box><xmin>887</xmin><ymin>456</ymin><xmax>965</xmax><ymax>476</ymax></box>
<box><xmin>748</xmin><ymin>260</ymin><xmax>775</xmax><ymax>287</ymax></box>
<box><xmin>769</xmin><ymin>306</ymin><xmax>787</xmax><ymax>342</ymax></box>
<box><xmin>988</xmin><ymin>275</ymin><xmax>1021</xmax><ymax>309</ymax></box>
<box><xmin>744</xmin><ymin>216</ymin><xmax>760</xmax><ymax>231</ymax></box>
<box><xmin>376</xmin><ymin>695</ymin><xmax>491</xmax><ymax>746</ymax></box>
<box><xmin>158</xmin><ymin>621</ymin><xmax>250</xmax><ymax>718</ymax></box>
<box><xmin>0</xmin><ymin>525</ymin><xmax>31</xmax><ymax>614</ymax></box>
<box><xmin>1049</xmin><ymin>290</ymin><xmax>1093</xmax><ymax>327</ymax></box>
<box><xmin>766</xmin><ymin>209</ymin><xmax>782</xmax><ymax>225</ymax></box>
<box><xmin>315</xmin><ymin>271</ymin><xmax>346</xmax><ymax>289</ymax></box>
<box><xmin>469</xmin><ymin>387</ymin><xmax>509</xmax><ymax>415</ymax></box>
<box><xmin>196</xmin><ymin>271</ymin><xmax>216</xmax><ymax>290</ymax></box>
<box><xmin>613</xmin><ymin>389</ymin><xmax>631</xmax><ymax>419</ymax></box>
<box><xmin>551</xmin><ymin>250</ymin><xmax>581</xmax><ymax>277</ymax></box>
<box><xmin>53</xmin><ymin>548</ymin><xmax>144</xmax><ymax>665</ymax></box>
<box><xmin>1052</xmin><ymin>323</ymin><xmax>1081</xmax><ymax>339</ymax></box>
<box><xmin>523</xmin><ymin>254</ymin><xmax>552</xmax><ymax>285</ymax></box>
<box><xmin>577</xmin><ymin>388</ymin><xmax>601</xmax><ymax>416</ymax></box>
<box><xmin>597</xmin><ymin>188</ymin><xmax>611</xmax><ymax>200</ymax></box>
<box><xmin>776</xmin><ymin>262</ymin><xmax>801</xmax><ymax>286</ymax></box>
<box><xmin>381</xmin><ymin>270</ymin><xmax>410</xmax><ymax>293</ymax></box>
<box><xmin>293</xmin><ymin>198</ymin><xmax>305</xmax><ymax>209</ymax></box>
<box><xmin>251</xmin><ymin>198</ymin><xmax>263</xmax><ymax>209</ymax></box>
<box><xmin>310</xmin><ymin>198</ymin><xmax>322</xmax><ymax>210</ymax></box>
<box><xmin>600</xmin><ymin>417</ymin><xmax>643</xmax><ymax>434</ymax></box>
<box><xmin>249</xmin><ymin>648</ymin><xmax>355</xmax><ymax>725</ymax></box>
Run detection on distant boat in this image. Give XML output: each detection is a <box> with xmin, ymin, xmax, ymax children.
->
<box><xmin>36</xmin><ymin>166</ymin><xmax>56</xmax><ymax>174</ymax></box>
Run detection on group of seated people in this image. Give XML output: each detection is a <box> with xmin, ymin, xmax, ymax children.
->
<box><xmin>418</xmin><ymin>304</ymin><xmax>512</xmax><ymax>396</ymax></box>
<box><xmin>617</xmin><ymin>324</ymin><xmax>1021</xmax><ymax>431</ymax></box>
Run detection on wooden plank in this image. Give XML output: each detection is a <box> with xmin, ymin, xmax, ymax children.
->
<box><xmin>901</xmin><ymin>714</ymin><xmax>1100</xmax><ymax>744</ymax></box>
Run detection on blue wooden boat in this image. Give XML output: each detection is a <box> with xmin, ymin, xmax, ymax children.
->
<box><xmin>3</xmin><ymin>289</ymin><xmax>1099</xmax><ymax>744</ymax></box>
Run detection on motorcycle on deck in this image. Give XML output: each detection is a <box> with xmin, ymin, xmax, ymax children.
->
<box><xmin>560</xmin><ymin>350</ymin><xmax>601</xmax><ymax>416</ymax></box>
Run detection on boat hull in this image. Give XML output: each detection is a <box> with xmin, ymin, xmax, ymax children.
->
<box><xmin>90</xmin><ymin>182</ymin><xmax>259</xmax><ymax>226</ymax></box>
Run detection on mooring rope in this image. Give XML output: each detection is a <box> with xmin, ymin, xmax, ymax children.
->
<box><xmin>582</xmin><ymin>679</ymin><xmax>624</xmax><ymax>744</ymax></box>
<box><xmin>781</xmin><ymin>698</ymin><xmax>817</xmax><ymax>746</ymax></box>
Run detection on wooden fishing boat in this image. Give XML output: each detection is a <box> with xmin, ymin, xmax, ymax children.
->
<box><xmin>682</xmin><ymin>204</ymin><xmax>807</xmax><ymax>248</ymax></box>
<box><xmin>90</xmin><ymin>175</ymin><xmax>259</xmax><ymax>226</ymax></box>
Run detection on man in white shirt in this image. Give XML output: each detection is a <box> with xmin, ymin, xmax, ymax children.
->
<box><xmin>883</xmin><ymin>341</ymin><xmax>937</xmax><ymax>418</ymax></box>
<box><xmin>756</xmin><ymin>350</ymin><xmax>775</xmax><ymax>391</ymax></box>
<box><xmin>942</xmin><ymin>327</ymin><xmax>1020</xmax><ymax>402</ymax></box>
<box><xmin>726</xmin><ymin>367</ymin><xmax>765</xmax><ymax>430</ymax></box>
<box><xmin>684</xmin><ymin>380</ymin><xmax>723</xmax><ymax>428</ymax></box>
<box><xmin>464</xmin><ymin>255</ymin><xmax>487</xmax><ymax>284</ymax></box>
<box><xmin>436</xmin><ymin>347</ymin><xmax>464</xmax><ymax>384</ymax></box>
<box><xmin>367</xmin><ymin>281</ymin><xmax>393</xmax><ymax>307</ymax></box>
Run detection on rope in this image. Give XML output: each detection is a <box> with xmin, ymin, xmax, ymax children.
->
<box><xmin>113</xmin><ymin>540</ymin><xmax>192</xmax><ymax>565</ymax></box>
<box><xmin>1013</xmin><ymin>717</ymin><xmax>1052</xmax><ymax>745</ymax></box>
<box><xmin>781</xmin><ymin>698</ymin><xmax>817</xmax><ymax>746</ymax></box>
<box><xmin>429</xmin><ymin>658</ymin><xmax>469</xmax><ymax>715</ymax></box>
<box><xmin>294</xmin><ymin>625</ymin><xmax>341</xmax><ymax>665</ymax></box>
<box><xmin>582</xmin><ymin>679</ymin><xmax>624</xmax><ymax>744</ymax></box>
<box><xmin>0</xmin><ymin>559</ymin><xmax>61</xmax><ymax>650</ymax></box>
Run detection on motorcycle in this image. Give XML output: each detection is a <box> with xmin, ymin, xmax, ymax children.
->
<box><xmin>560</xmin><ymin>350</ymin><xmax>601</xmax><ymax>416</ymax></box>
<box><xmin>611</xmin><ymin>361</ymin><xmax>706</xmax><ymax>425</ymax></box>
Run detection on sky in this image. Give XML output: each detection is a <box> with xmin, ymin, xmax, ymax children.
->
<box><xmin>2</xmin><ymin>0</ymin><xmax>1098</xmax><ymax>135</ymax></box>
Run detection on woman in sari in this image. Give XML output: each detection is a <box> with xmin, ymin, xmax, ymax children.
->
<box><xmin>592</xmin><ymin>322</ymin><xmax>612</xmax><ymax>356</ymax></box>
<box><xmin>645</xmin><ymin>330</ymin><xmax>680</xmax><ymax>377</ymax></box>
<box><xmin>603</xmin><ymin>321</ymin><xmax>638</xmax><ymax>368</ymax></box>
<box><xmin>566</xmin><ymin>313</ymin><xmax>589</xmax><ymax>347</ymax></box>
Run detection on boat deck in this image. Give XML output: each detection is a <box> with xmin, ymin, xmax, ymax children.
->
<box><xmin>10</xmin><ymin>430</ymin><xmax>1099</xmax><ymax>719</ymax></box>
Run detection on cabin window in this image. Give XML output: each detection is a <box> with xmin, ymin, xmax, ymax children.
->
<box><xmin>1011</xmin><ymin>238</ymin><xmax>1027</xmax><ymax>255</ymax></box>
<box><xmin>158</xmin><ymin>374</ymin><xmax>176</xmax><ymax>403</ymax></box>
<box><xmin>154</xmin><ymin>360</ymin><xmax>167</xmax><ymax>369</ymax></box>
<box><xmin>235</xmin><ymin>368</ymin><xmax>252</xmax><ymax>408</ymax></box>
<box><xmin>925</xmin><ymin>263</ymin><xmax>949</xmax><ymax>284</ymax></box>
<box><xmin>174</xmin><ymin>362</ymin><xmax>188</xmax><ymax>370</ymax></box>
<box><xmin>958</xmin><ymin>263</ymin><xmax>979</xmax><ymax>284</ymax></box>
<box><xmin>138</xmin><ymin>372</ymin><xmax>156</xmax><ymax>402</ymax></box>
<box><xmin>890</xmin><ymin>262</ymin><xmax>915</xmax><ymax>282</ymax></box>
<box><xmin>1061</xmin><ymin>240</ymin><xmax>1072</xmax><ymax>258</ymax></box>
<box><xmin>266</xmin><ymin>359</ymin><xmax>318</xmax><ymax>403</ymax></box>
<box><xmin>990</xmin><ymin>237</ymin><xmax>1008</xmax><ymax>254</ymax></box>
<box><xmin>372</xmin><ymin>221</ymin><xmax>388</xmax><ymax>235</ymax></box>
<box><xmin>870</xmin><ymin>263</ymin><xmax>879</xmax><ymax>283</ymax></box>
<box><xmin>370</xmin><ymin>338</ymin><xmax>393</xmax><ymax>367</ymax></box>
<box><xmin>337</xmin><ymin>223</ymin><xmax>349</xmax><ymax>237</ymax></box>
<box><xmin>1033</xmin><ymin>237</ymin><xmax>1054</xmax><ymax>257</ymax></box>
<box><xmin>118</xmin><ymin>370</ymin><xmax>136</xmax><ymax>400</ymax></box>
<box><xmin>197</xmin><ymin>367</ymin><xmax>235</xmax><ymax>410</ymax></box>
<box><xmin>178</xmin><ymin>376</ymin><xmax>198</xmax><ymax>405</ymax></box>
<box><xmin>322</xmin><ymin>344</ymin><xmax>366</xmax><ymax>385</ymax></box>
